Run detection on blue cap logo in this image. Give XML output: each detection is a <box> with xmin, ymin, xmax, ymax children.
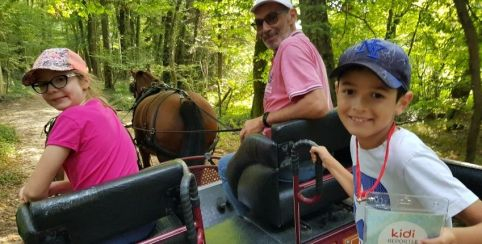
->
<box><xmin>355</xmin><ymin>39</ymin><xmax>387</xmax><ymax>60</ymax></box>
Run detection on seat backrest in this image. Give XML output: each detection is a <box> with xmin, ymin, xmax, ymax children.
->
<box><xmin>228</xmin><ymin>110</ymin><xmax>353</xmax><ymax>227</ymax></box>
<box><xmin>16</xmin><ymin>159</ymin><xmax>186</xmax><ymax>244</ymax></box>
<box><xmin>444</xmin><ymin>158</ymin><xmax>482</xmax><ymax>199</ymax></box>
<box><xmin>272</xmin><ymin>110</ymin><xmax>351</xmax><ymax>167</ymax></box>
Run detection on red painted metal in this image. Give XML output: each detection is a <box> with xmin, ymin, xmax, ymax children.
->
<box><xmin>137</xmin><ymin>226</ymin><xmax>187</xmax><ymax>244</ymax></box>
<box><xmin>293</xmin><ymin>175</ymin><xmax>302</xmax><ymax>244</ymax></box>
<box><xmin>292</xmin><ymin>169</ymin><xmax>354</xmax><ymax>244</ymax></box>
<box><xmin>194</xmin><ymin>207</ymin><xmax>206</xmax><ymax>244</ymax></box>
<box><xmin>308</xmin><ymin>223</ymin><xmax>358</xmax><ymax>244</ymax></box>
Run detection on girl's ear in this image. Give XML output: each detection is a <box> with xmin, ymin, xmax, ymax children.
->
<box><xmin>396</xmin><ymin>91</ymin><xmax>413</xmax><ymax>115</ymax></box>
<box><xmin>79</xmin><ymin>76</ymin><xmax>91</xmax><ymax>90</ymax></box>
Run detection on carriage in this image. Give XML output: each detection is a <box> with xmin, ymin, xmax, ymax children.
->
<box><xmin>15</xmin><ymin>111</ymin><xmax>482</xmax><ymax>243</ymax></box>
<box><xmin>15</xmin><ymin>72</ymin><xmax>482</xmax><ymax>243</ymax></box>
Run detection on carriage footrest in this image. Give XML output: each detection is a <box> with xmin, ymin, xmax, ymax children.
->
<box><xmin>142</xmin><ymin>214</ymin><xmax>188</xmax><ymax>244</ymax></box>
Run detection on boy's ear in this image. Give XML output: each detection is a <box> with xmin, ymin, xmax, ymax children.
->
<box><xmin>396</xmin><ymin>91</ymin><xmax>413</xmax><ymax>115</ymax></box>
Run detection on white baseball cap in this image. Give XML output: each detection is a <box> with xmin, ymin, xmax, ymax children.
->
<box><xmin>251</xmin><ymin>0</ymin><xmax>293</xmax><ymax>12</ymax></box>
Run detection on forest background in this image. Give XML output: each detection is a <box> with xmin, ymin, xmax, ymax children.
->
<box><xmin>0</xmin><ymin>0</ymin><xmax>480</xmax><ymax>164</ymax></box>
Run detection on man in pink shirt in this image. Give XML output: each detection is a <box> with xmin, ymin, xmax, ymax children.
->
<box><xmin>218</xmin><ymin>0</ymin><xmax>333</xmax><ymax>216</ymax></box>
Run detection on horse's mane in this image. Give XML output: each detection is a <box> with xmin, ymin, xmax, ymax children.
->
<box><xmin>134</xmin><ymin>70</ymin><xmax>160</xmax><ymax>84</ymax></box>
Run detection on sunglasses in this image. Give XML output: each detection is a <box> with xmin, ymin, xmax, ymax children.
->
<box><xmin>251</xmin><ymin>10</ymin><xmax>288</xmax><ymax>30</ymax></box>
<box><xmin>31</xmin><ymin>73</ymin><xmax>78</xmax><ymax>94</ymax></box>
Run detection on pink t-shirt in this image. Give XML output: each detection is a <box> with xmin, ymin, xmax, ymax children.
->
<box><xmin>263</xmin><ymin>31</ymin><xmax>333</xmax><ymax>136</ymax></box>
<box><xmin>47</xmin><ymin>99</ymin><xmax>138</xmax><ymax>191</ymax></box>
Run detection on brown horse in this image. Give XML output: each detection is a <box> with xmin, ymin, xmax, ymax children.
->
<box><xmin>130</xmin><ymin>70</ymin><xmax>218</xmax><ymax>168</ymax></box>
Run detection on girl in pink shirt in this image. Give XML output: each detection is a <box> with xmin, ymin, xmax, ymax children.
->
<box><xmin>18</xmin><ymin>48</ymin><xmax>139</xmax><ymax>201</ymax></box>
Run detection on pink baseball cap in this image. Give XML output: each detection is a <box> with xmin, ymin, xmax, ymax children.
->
<box><xmin>22</xmin><ymin>48</ymin><xmax>88</xmax><ymax>85</ymax></box>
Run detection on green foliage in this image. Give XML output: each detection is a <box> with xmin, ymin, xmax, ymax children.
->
<box><xmin>404</xmin><ymin>119</ymin><xmax>482</xmax><ymax>165</ymax></box>
<box><xmin>0</xmin><ymin>124</ymin><xmax>18</xmax><ymax>145</ymax></box>
<box><xmin>0</xmin><ymin>124</ymin><xmax>24</xmax><ymax>188</ymax></box>
<box><xmin>0</xmin><ymin>0</ymin><xmax>480</xmax><ymax>158</ymax></box>
<box><xmin>326</xmin><ymin>0</ymin><xmax>480</xmax><ymax>121</ymax></box>
<box><xmin>103</xmin><ymin>80</ymin><xmax>135</xmax><ymax>111</ymax></box>
<box><xmin>218</xmin><ymin>103</ymin><xmax>251</xmax><ymax>129</ymax></box>
<box><xmin>216</xmin><ymin>132</ymin><xmax>240</xmax><ymax>155</ymax></box>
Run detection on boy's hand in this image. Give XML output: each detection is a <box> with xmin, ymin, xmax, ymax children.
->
<box><xmin>419</xmin><ymin>228</ymin><xmax>456</xmax><ymax>244</ymax></box>
<box><xmin>310</xmin><ymin>146</ymin><xmax>333</xmax><ymax>168</ymax></box>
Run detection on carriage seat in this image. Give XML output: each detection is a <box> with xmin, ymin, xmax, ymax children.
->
<box><xmin>16</xmin><ymin>159</ymin><xmax>199</xmax><ymax>244</ymax></box>
<box><xmin>444</xmin><ymin>158</ymin><xmax>482</xmax><ymax>199</ymax></box>
<box><xmin>226</xmin><ymin>110</ymin><xmax>352</xmax><ymax>227</ymax></box>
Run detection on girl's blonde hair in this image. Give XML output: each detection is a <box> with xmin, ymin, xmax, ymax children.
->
<box><xmin>74</xmin><ymin>70</ymin><xmax>112</xmax><ymax>109</ymax></box>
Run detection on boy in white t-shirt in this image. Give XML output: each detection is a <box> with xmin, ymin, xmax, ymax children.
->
<box><xmin>310</xmin><ymin>38</ymin><xmax>482</xmax><ymax>244</ymax></box>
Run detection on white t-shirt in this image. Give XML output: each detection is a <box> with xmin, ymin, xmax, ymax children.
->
<box><xmin>351</xmin><ymin>127</ymin><xmax>478</xmax><ymax>242</ymax></box>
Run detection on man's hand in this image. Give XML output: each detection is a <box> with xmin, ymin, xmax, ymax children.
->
<box><xmin>240</xmin><ymin>116</ymin><xmax>264</xmax><ymax>141</ymax></box>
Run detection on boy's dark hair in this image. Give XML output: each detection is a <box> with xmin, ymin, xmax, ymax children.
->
<box><xmin>331</xmin><ymin>39</ymin><xmax>411</xmax><ymax>95</ymax></box>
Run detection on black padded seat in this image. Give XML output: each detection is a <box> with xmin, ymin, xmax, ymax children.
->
<box><xmin>16</xmin><ymin>159</ymin><xmax>195</xmax><ymax>244</ymax></box>
<box><xmin>444</xmin><ymin>158</ymin><xmax>482</xmax><ymax>199</ymax></box>
<box><xmin>227</xmin><ymin>110</ymin><xmax>352</xmax><ymax>227</ymax></box>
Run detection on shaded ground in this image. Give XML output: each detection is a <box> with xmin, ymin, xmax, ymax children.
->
<box><xmin>0</xmin><ymin>96</ymin><xmax>59</xmax><ymax>242</ymax></box>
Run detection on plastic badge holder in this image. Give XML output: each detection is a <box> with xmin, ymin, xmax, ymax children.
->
<box><xmin>363</xmin><ymin>192</ymin><xmax>449</xmax><ymax>244</ymax></box>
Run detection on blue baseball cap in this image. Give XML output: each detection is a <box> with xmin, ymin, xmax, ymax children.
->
<box><xmin>331</xmin><ymin>39</ymin><xmax>411</xmax><ymax>91</ymax></box>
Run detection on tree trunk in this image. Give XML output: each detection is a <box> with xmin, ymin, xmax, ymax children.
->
<box><xmin>216</xmin><ymin>51</ymin><xmax>223</xmax><ymax>116</ymax></box>
<box><xmin>0</xmin><ymin>62</ymin><xmax>5</xmax><ymax>95</ymax></box>
<box><xmin>385</xmin><ymin>8</ymin><xmax>397</xmax><ymax>39</ymax></box>
<box><xmin>299</xmin><ymin>0</ymin><xmax>336</xmax><ymax>104</ymax></box>
<box><xmin>167</xmin><ymin>0</ymin><xmax>182</xmax><ymax>87</ymax></box>
<box><xmin>162</xmin><ymin>10</ymin><xmax>174</xmax><ymax>83</ymax></box>
<box><xmin>408</xmin><ymin>3</ymin><xmax>431</xmax><ymax>56</ymax></box>
<box><xmin>77</xmin><ymin>18</ymin><xmax>90</xmax><ymax>68</ymax></box>
<box><xmin>454</xmin><ymin>0</ymin><xmax>481</xmax><ymax>163</ymax></box>
<box><xmin>87</xmin><ymin>15</ymin><xmax>99</xmax><ymax>76</ymax></box>
<box><xmin>191</xmin><ymin>8</ymin><xmax>201</xmax><ymax>61</ymax></box>
<box><xmin>154</xmin><ymin>16</ymin><xmax>166</xmax><ymax>64</ymax></box>
<box><xmin>129</xmin><ymin>11</ymin><xmax>136</xmax><ymax>49</ymax></box>
<box><xmin>176</xmin><ymin>0</ymin><xmax>193</xmax><ymax>65</ymax></box>
<box><xmin>135</xmin><ymin>14</ymin><xmax>140</xmax><ymax>48</ymax></box>
<box><xmin>117</xmin><ymin>3</ymin><xmax>128</xmax><ymax>65</ymax></box>
<box><xmin>101</xmin><ymin>0</ymin><xmax>113</xmax><ymax>89</ymax></box>
<box><xmin>215</xmin><ymin>0</ymin><xmax>224</xmax><ymax>116</ymax></box>
<box><xmin>250</xmin><ymin>37</ymin><xmax>268</xmax><ymax>118</ymax></box>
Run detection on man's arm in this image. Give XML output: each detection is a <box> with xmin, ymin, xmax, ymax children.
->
<box><xmin>266</xmin><ymin>88</ymin><xmax>330</xmax><ymax>123</ymax></box>
<box><xmin>240</xmin><ymin>88</ymin><xmax>330</xmax><ymax>141</ymax></box>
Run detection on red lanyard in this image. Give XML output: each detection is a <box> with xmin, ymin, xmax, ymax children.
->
<box><xmin>355</xmin><ymin>123</ymin><xmax>396</xmax><ymax>202</ymax></box>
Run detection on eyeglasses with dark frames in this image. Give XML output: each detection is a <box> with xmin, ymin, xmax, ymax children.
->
<box><xmin>251</xmin><ymin>10</ymin><xmax>289</xmax><ymax>30</ymax></box>
<box><xmin>31</xmin><ymin>73</ymin><xmax>79</xmax><ymax>94</ymax></box>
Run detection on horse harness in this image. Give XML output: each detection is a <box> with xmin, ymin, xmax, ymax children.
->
<box><xmin>131</xmin><ymin>85</ymin><xmax>198</xmax><ymax>160</ymax></box>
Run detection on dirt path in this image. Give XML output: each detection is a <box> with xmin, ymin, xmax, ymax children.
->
<box><xmin>0</xmin><ymin>96</ymin><xmax>59</xmax><ymax>242</ymax></box>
